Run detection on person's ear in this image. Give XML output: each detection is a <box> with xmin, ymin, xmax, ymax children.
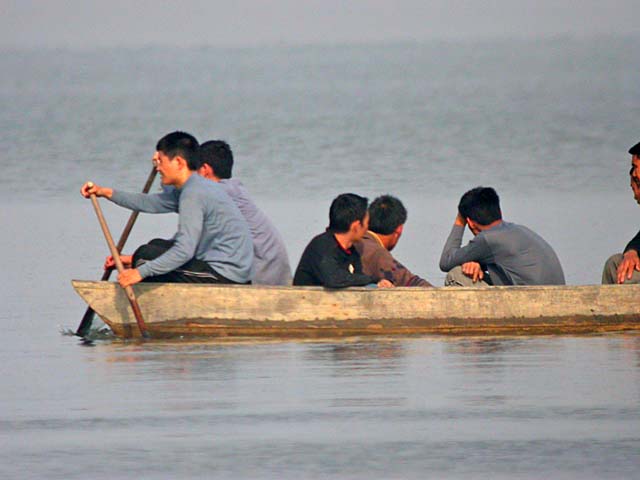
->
<box><xmin>198</xmin><ymin>162</ymin><xmax>212</xmax><ymax>177</ymax></box>
<box><xmin>467</xmin><ymin>218</ymin><xmax>479</xmax><ymax>232</ymax></box>
<box><xmin>395</xmin><ymin>224</ymin><xmax>404</xmax><ymax>236</ymax></box>
<box><xmin>174</xmin><ymin>155</ymin><xmax>188</xmax><ymax>170</ymax></box>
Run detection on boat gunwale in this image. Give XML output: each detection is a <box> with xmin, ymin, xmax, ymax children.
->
<box><xmin>71</xmin><ymin>280</ymin><xmax>640</xmax><ymax>339</ymax></box>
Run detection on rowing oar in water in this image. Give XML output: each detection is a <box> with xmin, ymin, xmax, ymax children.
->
<box><xmin>85</xmin><ymin>182</ymin><xmax>150</xmax><ymax>339</ymax></box>
<box><xmin>75</xmin><ymin>167</ymin><xmax>156</xmax><ymax>337</ymax></box>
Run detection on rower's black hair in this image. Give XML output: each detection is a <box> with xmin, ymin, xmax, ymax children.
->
<box><xmin>156</xmin><ymin>131</ymin><xmax>200</xmax><ymax>171</ymax></box>
<box><xmin>369</xmin><ymin>195</ymin><xmax>407</xmax><ymax>235</ymax></box>
<box><xmin>328</xmin><ymin>193</ymin><xmax>368</xmax><ymax>233</ymax></box>
<box><xmin>629</xmin><ymin>141</ymin><xmax>640</xmax><ymax>156</ymax></box>
<box><xmin>458</xmin><ymin>187</ymin><xmax>502</xmax><ymax>226</ymax></box>
<box><xmin>200</xmin><ymin>140</ymin><xmax>233</xmax><ymax>179</ymax></box>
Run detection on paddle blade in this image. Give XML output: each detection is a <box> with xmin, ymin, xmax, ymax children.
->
<box><xmin>75</xmin><ymin>307</ymin><xmax>95</xmax><ymax>337</ymax></box>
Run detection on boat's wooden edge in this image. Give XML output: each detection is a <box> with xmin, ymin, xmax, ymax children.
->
<box><xmin>72</xmin><ymin>279</ymin><xmax>640</xmax><ymax>292</ymax></box>
<box><xmin>71</xmin><ymin>280</ymin><xmax>640</xmax><ymax>339</ymax></box>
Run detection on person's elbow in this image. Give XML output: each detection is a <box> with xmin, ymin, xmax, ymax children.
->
<box><xmin>439</xmin><ymin>255</ymin><xmax>454</xmax><ymax>272</ymax></box>
<box><xmin>171</xmin><ymin>245</ymin><xmax>197</xmax><ymax>267</ymax></box>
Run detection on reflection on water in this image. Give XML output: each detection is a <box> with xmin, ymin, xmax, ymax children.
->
<box><xmin>3</xmin><ymin>335</ymin><xmax>638</xmax><ymax>479</ymax></box>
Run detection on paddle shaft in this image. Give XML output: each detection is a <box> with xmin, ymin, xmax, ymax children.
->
<box><xmin>89</xmin><ymin>192</ymin><xmax>149</xmax><ymax>338</ymax></box>
<box><xmin>76</xmin><ymin>167</ymin><xmax>156</xmax><ymax>336</ymax></box>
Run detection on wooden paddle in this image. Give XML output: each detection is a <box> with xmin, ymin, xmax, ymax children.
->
<box><xmin>75</xmin><ymin>168</ymin><xmax>156</xmax><ymax>337</ymax></box>
<box><xmin>86</xmin><ymin>184</ymin><xmax>150</xmax><ymax>338</ymax></box>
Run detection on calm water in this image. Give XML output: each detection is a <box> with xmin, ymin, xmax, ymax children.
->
<box><xmin>2</xmin><ymin>37</ymin><xmax>640</xmax><ymax>478</ymax></box>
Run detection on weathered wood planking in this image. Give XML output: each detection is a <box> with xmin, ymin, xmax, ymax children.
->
<box><xmin>71</xmin><ymin>280</ymin><xmax>640</xmax><ymax>338</ymax></box>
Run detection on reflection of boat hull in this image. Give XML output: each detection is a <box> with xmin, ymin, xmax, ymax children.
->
<box><xmin>71</xmin><ymin>280</ymin><xmax>640</xmax><ymax>339</ymax></box>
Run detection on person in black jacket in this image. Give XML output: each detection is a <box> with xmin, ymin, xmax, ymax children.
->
<box><xmin>602</xmin><ymin>141</ymin><xmax>640</xmax><ymax>284</ymax></box>
<box><xmin>293</xmin><ymin>193</ymin><xmax>394</xmax><ymax>288</ymax></box>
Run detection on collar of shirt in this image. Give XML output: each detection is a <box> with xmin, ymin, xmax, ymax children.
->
<box><xmin>367</xmin><ymin>230</ymin><xmax>385</xmax><ymax>248</ymax></box>
<box><xmin>331</xmin><ymin>233</ymin><xmax>352</xmax><ymax>254</ymax></box>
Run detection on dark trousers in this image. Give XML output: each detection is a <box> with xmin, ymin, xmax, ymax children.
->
<box><xmin>132</xmin><ymin>238</ymin><xmax>237</xmax><ymax>284</ymax></box>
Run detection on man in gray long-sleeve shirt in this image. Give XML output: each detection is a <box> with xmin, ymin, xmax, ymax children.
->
<box><xmin>439</xmin><ymin>187</ymin><xmax>565</xmax><ymax>286</ymax></box>
<box><xmin>81</xmin><ymin>131</ymin><xmax>254</xmax><ymax>287</ymax></box>
<box><xmin>198</xmin><ymin>140</ymin><xmax>292</xmax><ymax>285</ymax></box>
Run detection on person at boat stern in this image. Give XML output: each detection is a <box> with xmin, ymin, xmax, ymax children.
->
<box><xmin>293</xmin><ymin>193</ymin><xmax>394</xmax><ymax>288</ymax></box>
<box><xmin>602</xmin><ymin>141</ymin><xmax>640</xmax><ymax>284</ymax></box>
<box><xmin>354</xmin><ymin>195</ymin><xmax>432</xmax><ymax>287</ymax></box>
<box><xmin>439</xmin><ymin>186</ymin><xmax>565</xmax><ymax>286</ymax></box>
<box><xmin>198</xmin><ymin>140</ymin><xmax>292</xmax><ymax>286</ymax></box>
<box><xmin>80</xmin><ymin>131</ymin><xmax>254</xmax><ymax>287</ymax></box>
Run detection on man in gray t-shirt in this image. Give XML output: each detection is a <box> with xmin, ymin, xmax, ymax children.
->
<box><xmin>439</xmin><ymin>187</ymin><xmax>565</xmax><ymax>286</ymax></box>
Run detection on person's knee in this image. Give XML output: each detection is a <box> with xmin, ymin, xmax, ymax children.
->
<box><xmin>602</xmin><ymin>253</ymin><xmax>623</xmax><ymax>285</ymax></box>
<box><xmin>132</xmin><ymin>244</ymin><xmax>155</xmax><ymax>267</ymax></box>
<box><xmin>132</xmin><ymin>240</ymin><xmax>171</xmax><ymax>266</ymax></box>
<box><xmin>445</xmin><ymin>265</ymin><xmax>490</xmax><ymax>287</ymax></box>
<box><xmin>444</xmin><ymin>266</ymin><xmax>466</xmax><ymax>286</ymax></box>
<box><xmin>148</xmin><ymin>238</ymin><xmax>174</xmax><ymax>248</ymax></box>
<box><xmin>604</xmin><ymin>253</ymin><xmax>623</xmax><ymax>269</ymax></box>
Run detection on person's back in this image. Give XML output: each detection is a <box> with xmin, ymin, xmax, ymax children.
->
<box><xmin>219</xmin><ymin>178</ymin><xmax>292</xmax><ymax>285</ymax></box>
<box><xmin>294</xmin><ymin>230</ymin><xmax>372</xmax><ymax>287</ymax></box>
<box><xmin>198</xmin><ymin>140</ymin><xmax>292</xmax><ymax>286</ymax></box>
<box><xmin>473</xmin><ymin>222</ymin><xmax>565</xmax><ymax>285</ymax></box>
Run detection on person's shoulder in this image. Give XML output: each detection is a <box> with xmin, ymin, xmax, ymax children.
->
<box><xmin>304</xmin><ymin>231</ymin><xmax>334</xmax><ymax>250</ymax></box>
<box><xmin>505</xmin><ymin>222</ymin><xmax>543</xmax><ymax>239</ymax></box>
<box><xmin>221</xmin><ymin>178</ymin><xmax>257</xmax><ymax>204</ymax></box>
<box><xmin>220</xmin><ymin>178</ymin><xmax>242</xmax><ymax>194</ymax></box>
<box><xmin>191</xmin><ymin>175</ymin><xmax>234</xmax><ymax>199</ymax></box>
<box><xmin>182</xmin><ymin>174</ymin><xmax>209</xmax><ymax>191</ymax></box>
<box><xmin>311</xmin><ymin>230</ymin><xmax>332</xmax><ymax>243</ymax></box>
<box><xmin>220</xmin><ymin>178</ymin><xmax>245</xmax><ymax>189</ymax></box>
<box><xmin>481</xmin><ymin>221</ymin><xmax>515</xmax><ymax>237</ymax></box>
<box><xmin>357</xmin><ymin>233</ymin><xmax>386</xmax><ymax>254</ymax></box>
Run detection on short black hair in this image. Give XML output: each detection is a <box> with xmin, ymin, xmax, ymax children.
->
<box><xmin>328</xmin><ymin>193</ymin><xmax>368</xmax><ymax>233</ymax></box>
<box><xmin>369</xmin><ymin>195</ymin><xmax>407</xmax><ymax>235</ymax></box>
<box><xmin>156</xmin><ymin>131</ymin><xmax>200</xmax><ymax>171</ymax></box>
<box><xmin>629</xmin><ymin>141</ymin><xmax>640</xmax><ymax>156</ymax></box>
<box><xmin>458</xmin><ymin>187</ymin><xmax>502</xmax><ymax>226</ymax></box>
<box><xmin>200</xmin><ymin>140</ymin><xmax>233</xmax><ymax>179</ymax></box>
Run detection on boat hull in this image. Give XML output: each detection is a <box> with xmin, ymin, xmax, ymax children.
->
<box><xmin>71</xmin><ymin>280</ymin><xmax>640</xmax><ymax>338</ymax></box>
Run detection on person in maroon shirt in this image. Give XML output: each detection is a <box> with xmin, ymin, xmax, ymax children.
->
<box><xmin>355</xmin><ymin>195</ymin><xmax>432</xmax><ymax>287</ymax></box>
<box><xmin>293</xmin><ymin>193</ymin><xmax>393</xmax><ymax>288</ymax></box>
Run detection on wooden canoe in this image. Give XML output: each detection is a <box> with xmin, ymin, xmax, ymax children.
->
<box><xmin>71</xmin><ymin>280</ymin><xmax>640</xmax><ymax>338</ymax></box>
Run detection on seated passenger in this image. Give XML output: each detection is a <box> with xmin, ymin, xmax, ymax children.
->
<box><xmin>293</xmin><ymin>193</ymin><xmax>393</xmax><ymax>288</ymax></box>
<box><xmin>439</xmin><ymin>186</ymin><xmax>565</xmax><ymax>286</ymax></box>
<box><xmin>354</xmin><ymin>195</ymin><xmax>432</xmax><ymax>287</ymax></box>
<box><xmin>198</xmin><ymin>140</ymin><xmax>292</xmax><ymax>285</ymax></box>
<box><xmin>81</xmin><ymin>131</ymin><xmax>254</xmax><ymax>286</ymax></box>
<box><xmin>602</xmin><ymin>141</ymin><xmax>640</xmax><ymax>284</ymax></box>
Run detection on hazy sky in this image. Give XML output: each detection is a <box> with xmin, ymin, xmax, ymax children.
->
<box><xmin>1</xmin><ymin>0</ymin><xmax>638</xmax><ymax>49</ymax></box>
